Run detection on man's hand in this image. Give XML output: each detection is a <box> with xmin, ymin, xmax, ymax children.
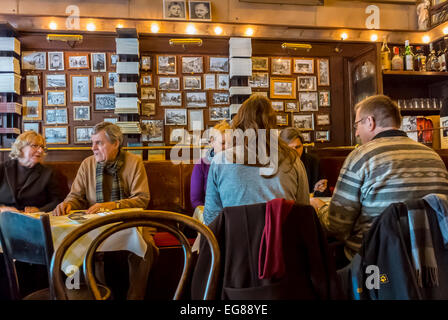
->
<box><xmin>86</xmin><ymin>202</ymin><xmax>116</xmax><ymax>214</ymax></box>
<box><xmin>313</xmin><ymin>179</ymin><xmax>328</xmax><ymax>193</ymax></box>
<box><xmin>309</xmin><ymin>197</ymin><xmax>326</xmax><ymax>212</ymax></box>
<box><xmin>52</xmin><ymin>202</ymin><xmax>71</xmax><ymax>216</ymax></box>
<box><xmin>24</xmin><ymin>206</ymin><xmax>40</xmax><ymax>213</ymax></box>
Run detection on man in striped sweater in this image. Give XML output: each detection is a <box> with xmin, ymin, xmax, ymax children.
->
<box><xmin>313</xmin><ymin>95</ymin><xmax>448</xmax><ymax>264</ymax></box>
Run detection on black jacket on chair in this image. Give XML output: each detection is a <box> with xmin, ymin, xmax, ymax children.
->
<box><xmin>0</xmin><ymin>160</ymin><xmax>61</xmax><ymax>212</ymax></box>
<box><xmin>191</xmin><ymin>202</ymin><xmax>342</xmax><ymax>300</ymax></box>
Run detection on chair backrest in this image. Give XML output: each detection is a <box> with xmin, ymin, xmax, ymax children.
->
<box><xmin>50</xmin><ymin>210</ymin><xmax>220</xmax><ymax>300</ymax></box>
<box><xmin>0</xmin><ymin>211</ymin><xmax>54</xmax><ymax>300</ymax></box>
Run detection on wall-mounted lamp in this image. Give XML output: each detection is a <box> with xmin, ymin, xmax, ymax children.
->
<box><xmin>281</xmin><ymin>43</ymin><xmax>312</xmax><ymax>51</ymax></box>
<box><xmin>46</xmin><ymin>34</ymin><xmax>83</xmax><ymax>48</ymax></box>
<box><xmin>169</xmin><ymin>38</ymin><xmax>203</xmax><ymax>47</ymax></box>
<box><xmin>340</xmin><ymin>32</ymin><xmax>348</xmax><ymax>40</ymax></box>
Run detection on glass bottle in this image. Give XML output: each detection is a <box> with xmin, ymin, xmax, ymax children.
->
<box><xmin>444</xmin><ymin>36</ymin><xmax>448</xmax><ymax>72</ymax></box>
<box><xmin>438</xmin><ymin>39</ymin><xmax>447</xmax><ymax>72</ymax></box>
<box><xmin>427</xmin><ymin>43</ymin><xmax>441</xmax><ymax>71</ymax></box>
<box><xmin>391</xmin><ymin>46</ymin><xmax>403</xmax><ymax>70</ymax></box>
<box><xmin>415</xmin><ymin>46</ymin><xmax>427</xmax><ymax>71</ymax></box>
<box><xmin>380</xmin><ymin>37</ymin><xmax>391</xmax><ymax>70</ymax></box>
<box><xmin>404</xmin><ymin>40</ymin><xmax>414</xmax><ymax>71</ymax></box>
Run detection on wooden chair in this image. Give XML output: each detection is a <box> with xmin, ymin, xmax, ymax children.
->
<box><xmin>50</xmin><ymin>210</ymin><xmax>220</xmax><ymax>300</ymax></box>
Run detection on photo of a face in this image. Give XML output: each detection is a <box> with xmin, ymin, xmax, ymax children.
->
<box><xmin>48</xmin><ymin>52</ymin><xmax>64</xmax><ymax>71</ymax></box>
<box><xmin>163</xmin><ymin>0</ymin><xmax>186</xmax><ymax>19</ymax></box>
<box><xmin>74</xmin><ymin>106</ymin><xmax>90</xmax><ymax>121</ymax></box>
<box><xmin>189</xmin><ymin>1</ymin><xmax>211</xmax><ymax>21</ymax></box>
<box><xmin>25</xmin><ymin>74</ymin><xmax>41</xmax><ymax>94</ymax></box>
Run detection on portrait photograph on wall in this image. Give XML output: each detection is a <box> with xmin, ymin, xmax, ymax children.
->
<box><xmin>48</xmin><ymin>52</ymin><xmax>64</xmax><ymax>71</ymax></box>
<box><xmin>189</xmin><ymin>1</ymin><xmax>212</xmax><ymax>21</ymax></box>
<box><xmin>70</xmin><ymin>75</ymin><xmax>90</xmax><ymax>103</ymax></box>
<box><xmin>25</xmin><ymin>73</ymin><xmax>41</xmax><ymax>94</ymax></box>
<box><xmin>318</xmin><ymin>58</ymin><xmax>330</xmax><ymax>86</ymax></box>
<box><xmin>73</xmin><ymin>105</ymin><xmax>90</xmax><ymax>121</ymax></box>
<box><xmin>91</xmin><ymin>53</ymin><xmax>107</xmax><ymax>72</ymax></box>
<box><xmin>163</xmin><ymin>0</ymin><xmax>187</xmax><ymax>20</ymax></box>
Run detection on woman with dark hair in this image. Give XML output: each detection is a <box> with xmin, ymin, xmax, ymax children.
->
<box><xmin>280</xmin><ymin>127</ymin><xmax>331</xmax><ymax>197</ymax></box>
<box><xmin>203</xmin><ymin>95</ymin><xmax>309</xmax><ymax>225</ymax></box>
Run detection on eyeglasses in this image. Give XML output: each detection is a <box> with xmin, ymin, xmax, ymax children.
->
<box><xmin>353</xmin><ymin>118</ymin><xmax>366</xmax><ymax>130</ymax></box>
<box><xmin>28</xmin><ymin>144</ymin><xmax>48</xmax><ymax>152</ymax></box>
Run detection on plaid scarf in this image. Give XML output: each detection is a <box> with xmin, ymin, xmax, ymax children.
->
<box><xmin>423</xmin><ymin>194</ymin><xmax>448</xmax><ymax>249</ymax></box>
<box><xmin>95</xmin><ymin>150</ymin><xmax>125</xmax><ymax>203</ymax></box>
<box><xmin>406</xmin><ymin>200</ymin><xmax>439</xmax><ymax>288</ymax></box>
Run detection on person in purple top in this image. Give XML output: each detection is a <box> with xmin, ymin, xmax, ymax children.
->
<box><xmin>190</xmin><ymin>120</ymin><xmax>230</xmax><ymax>209</ymax></box>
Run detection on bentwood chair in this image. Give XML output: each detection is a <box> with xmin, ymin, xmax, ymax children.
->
<box><xmin>50</xmin><ymin>210</ymin><xmax>220</xmax><ymax>300</ymax></box>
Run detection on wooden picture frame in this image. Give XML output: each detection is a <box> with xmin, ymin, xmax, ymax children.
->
<box><xmin>182</xmin><ymin>56</ymin><xmax>204</xmax><ymax>74</ymax></box>
<box><xmin>74</xmin><ymin>126</ymin><xmax>94</xmax><ymax>144</ymax></box>
<box><xmin>285</xmin><ymin>101</ymin><xmax>299</xmax><ymax>112</ymax></box>
<box><xmin>141</xmin><ymin>87</ymin><xmax>156</xmax><ymax>100</ymax></box>
<box><xmin>209</xmin><ymin>57</ymin><xmax>229</xmax><ymax>72</ymax></box>
<box><xmin>91</xmin><ymin>53</ymin><xmax>107</xmax><ymax>72</ymax></box>
<box><xmin>319</xmin><ymin>90</ymin><xmax>331</xmax><ymax>107</ymax></box>
<box><xmin>94</xmin><ymin>93</ymin><xmax>116</xmax><ymax>111</ymax></box>
<box><xmin>141</xmin><ymin>56</ymin><xmax>151</xmax><ymax>71</ymax></box>
<box><xmin>252</xmin><ymin>57</ymin><xmax>269</xmax><ymax>71</ymax></box>
<box><xmin>189</xmin><ymin>1</ymin><xmax>212</xmax><ymax>21</ymax></box>
<box><xmin>108</xmin><ymin>72</ymin><xmax>119</xmax><ymax>89</ymax></box>
<box><xmin>24</xmin><ymin>73</ymin><xmax>42</xmax><ymax>94</ymax></box>
<box><xmin>44</xmin><ymin>108</ymin><xmax>68</xmax><ymax>125</ymax></box>
<box><xmin>141</xmin><ymin>74</ymin><xmax>152</xmax><ymax>86</ymax></box>
<box><xmin>46</xmin><ymin>90</ymin><xmax>66</xmax><ymax>107</ymax></box>
<box><xmin>211</xmin><ymin>92</ymin><xmax>230</xmax><ymax>105</ymax></box>
<box><xmin>159</xmin><ymin>92</ymin><xmax>182</xmax><ymax>106</ymax></box>
<box><xmin>94</xmin><ymin>75</ymin><xmax>103</xmax><ymax>88</ymax></box>
<box><xmin>109</xmin><ymin>53</ymin><xmax>118</xmax><ymax>68</ymax></box>
<box><xmin>22</xmin><ymin>51</ymin><xmax>46</xmax><ymax>70</ymax></box>
<box><xmin>45</xmin><ymin>74</ymin><xmax>66</xmax><ymax>88</ymax></box>
<box><xmin>163</xmin><ymin>0</ymin><xmax>187</xmax><ymax>20</ymax></box>
<box><xmin>141</xmin><ymin>102</ymin><xmax>156</xmax><ymax>116</ymax></box>
<box><xmin>183</xmin><ymin>75</ymin><xmax>202</xmax><ymax>90</ymax></box>
<box><xmin>315</xmin><ymin>130</ymin><xmax>330</xmax><ymax>142</ymax></box>
<box><xmin>209</xmin><ymin>107</ymin><xmax>230</xmax><ymax>121</ymax></box>
<box><xmin>66</xmin><ymin>52</ymin><xmax>90</xmax><ymax>70</ymax></box>
<box><xmin>316</xmin><ymin>113</ymin><xmax>331</xmax><ymax>126</ymax></box>
<box><xmin>298</xmin><ymin>76</ymin><xmax>317</xmax><ymax>91</ymax></box>
<box><xmin>276</xmin><ymin>114</ymin><xmax>289</xmax><ymax>126</ymax></box>
<box><xmin>317</xmin><ymin>58</ymin><xmax>330</xmax><ymax>86</ymax></box>
<box><xmin>299</xmin><ymin>92</ymin><xmax>318</xmax><ymax>111</ymax></box>
<box><xmin>169</xmin><ymin>127</ymin><xmax>188</xmax><ymax>144</ymax></box>
<box><xmin>141</xmin><ymin>119</ymin><xmax>164</xmax><ymax>142</ymax></box>
<box><xmin>270</xmin><ymin>77</ymin><xmax>296</xmax><ymax>100</ymax></box>
<box><xmin>165</xmin><ymin>108</ymin><xmax>187</xmax><ymax>126</ymax></box>
<box><xmin>293</xmin><ymin>114</ymin><xmax>314</xmax><ymax>131</ymax></box>
<box><xmin>293</xmin><ymin>58</ymin><xmax>314</xmax><ymax>74</ymax></box>
<box><xmin>70</xmin><ymin>75</ymin><xmax>90</xmax><ymax>103</ymax></box>
<box><xmin>73</xmin><ymin>105</ymin><xmax>91</xmax><ymax>121</ymax></box>
<box><xmin>157</xmin><ymin>55</ymin><xmax>177</xmax><ymax>75</ymax></box>
<box><xmin>23</xmin><ymin>122</ymin><xmax>40</xmax><ymax>133</ymax></box>
<box><xmin>158</xmin><ymin>77</ymin><xmax>180</xmax><ymax>90</ymax></box>
<box><xmin>48</xmin><ymin>52</ymin><xmax>64</xmax><ymax>71</ymax></box>
<box><xmin>43</xmin><ymin>126</ymin><xmax>69</xmax><ymax>144</ymax></box>
<box><xmin>186</xmin><ymin>91</ymin><xmax>207</xmax><ymax>108</ymax></box>
<box><xmin>271</xmin><ymin>57</ymin><xmax>292</xmax><ymax>75</ymax></box>
<box><xmin>216</xmin><ymin>74</ymin><xmax>229</xmax><ymax>90</ymax></box>
<box><xmin>249</xmin><ymin>72</ymin><xmax>269</xmax><ymax>88</ymax></box>
<box><xmin>271</xmin><ymin>101</ymin><xmax>284</xmax><ymax>112</ymax></box>
<box><xmin>22</xmin><ymin>96</ymin><xmax>42</xmax><ymax>121</ymax></box>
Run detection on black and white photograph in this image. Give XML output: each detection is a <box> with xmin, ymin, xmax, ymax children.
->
<box><xmin>271</xmin><ymin>78</ymin><xmax>296</xmax><ymax>99</ymax></box>
<box><xmin>169</xmin><ymin>127</ymin><xmax>189</xmax><ymax>144</ymax></box>
<box><xmin>298</xmin><ymin>76</ymin><xmax>317</xmax><ymax>91</ymax></box>
<box><xmin>67</xmin><ymin>53</ymin><xmax>89</xmax><ymax>70</ymax></box>
<box><xmin>301</xmin><ymin>131</ymin><xmax>311</xmax><ymax>142</ymax></box>
<box><xmin>141</xmin><ymin>56</ymin><xmax>151</xmax><ymax>71</ymax></box>
<box><xmin>165</xmin><ymin>108</ymin><xmax>187</xmax><ymax>125</ymax></box>
<box><xmin>217</xmin><ymin>74</ymin><xmax>229</xmax><ymax>90</ymax></box>
<box><xmin>91</xmin><ymin>52</ymin><xmax>106</xmax><ymax>72</ymax></box>
<box><xmin>160</xmin><ymin>92</ymin><xmax>182</xmax><ymax>106</ymax></box>
<box><xmin>209</xmin><ymin>57</ymin><xmax>229</xmax><ymax>72</ymax></box>
<box><xmin>23</xmin><ymin>122</ymin><xmax>40</xmax><ymax>133</ymax></box>
<box><xmin>95</xmin><ymin>93</ymin><xmax>116</xmax><ymax>111</ymax></box>
<box><xmin>212</xmin><ymin>92</ymin><xmax>229</xmax><ymax>105</ymax></box>
<box><xmin>204</xmin><ymin>74</ymin><xmax>216</xmax><ymax>90</ymax></box>
<box><xmin>141</xmin><ymin>74</ymin><xmax>152</xmax><ymax>86</ymax></box>
<box><xmin>70</xmin><ymin>75</ymin><xmax>90</xmax><ymax>103</ymax></box>
<box><xmin>157</xmin><ymin>55</ymin><xmax>177</xmax><ymax>74</ymax></box>
<box><xmin>142</xmin><ymin>120</ymin><xmax>164</xmax><ymax>142</ymax></box>
<box><xmin>22</xmin><ymin>97</ymin><xmax>42</xmax><ymax>121</ymax></box>
<box><xmin>276</xmin><ymin>114</ymin><xmax>288</xmax><ymax>126</ymax></box>
<box><xmin>94</xmin><ymin>75</ymin><xmax>103</xmax><ymax>88</ymax></box>
<box><xmin>22</xmin><ymin>51</ymin><xmax>46</xmax><ymax>70</ymax></box>
<box><xmin>293</xmin><ymin>114</ymin><xmax>314</xmax><ymax>131</ymax></box>
<box><xmin>299</xmin><ymin>92</ymin><xmax>318</xmax><ymax>112</ymax></box>
<box><xmin>163</xmin><ymin>0</ymin><xmax>186</xmax><ymax>20</ymax></box>
<box><xmin>186</xmin><ymin>92</ymin><xmax>207</xmax><ymax>107</ymax></box>
<box><xmin>141</xmin><ymin>102</ymin><xmax>156</xmax><ymax>116</ymax></box>
<box><xmin>315</xmin><ymin>130</ymin><xmax>330</xmax><ymax>142</ymax></box>
<box><xmin>73</xmin><ymin>105</ymin><xmax>90</xmax><ymax>121</ymax></box>
<box><xmin>210</xmin><ymin>107</ymin><xmax>230</xmax><ymax>121</ymax></box>
<box><xmin>74</xmin><ymin>127</ymin><xmax>94</xmax><ymax>144</ymax></box>
<box><xmin>158</xmin><ymin>77</ymin><xmax>180</xmax><ymax>90</ymax></box>
<box><xmin>271</xmin><ymin>101</ymin><xmax>283</xmax><ymax>112</ymax></box>
<box><xmin>316</xmin><ymin>114</ymin><xmax>331</xmax><ymax>126</ymax></box>
<box><xmin>110</xmin><ymin>54</ymin><xmax>118</xmax><ymax>67</ymax></box>
<box><xmin>183</xmin><ymin>75</ymin><xmax>202</xmax><ymax>90</ymax></box>
<box><xmin>319</xmin><ymin>90</ymin><xmax>331</xmax><ymax>107</ymax></box>
<box><xmin>189</xmin><ymin>1</ymin><xmax>212</xmax><ymax>21</ymax></box>
<box><xmin>46</xmin><ymin>90</ymin><xmax>66</xmax><ymax>106</ymax></box>
<box><xmin>46</xmin><ymin>74</ymin><xmax>66</xmax><ymax>88</ymax></box>
<box><xmin>285</xmin><ymin>101</ymin><xmax>299</xmax><ymax>112</ymax></box>
<box><xmin>45</xmin><ymin>108</ymin><xmax>68</xmax><ymax>125</ymax></box>
<box><xmin>293</xmin><ymin>58</ymin><xmax>314</xmax><ymax>74</ymax></box>
<box><xmin>25</xmin><ymin>74</ymin><xmax>41</xmax><ymax>94</ymax></box>
<box><xmin>188</xmin><ymin>109</ymin><xmax>204</xmax><ymax>131</ymax></box>
<box><xmin>249</xmin><ymin>72</ymin><xmax>269</xmax><ymax>88</ymax></box>
<box><xmin>44</xmin><ymin>126</ymin><xmax>68</xmax><ymax>144</ymax></box>
<box><xmin>252</xmin><ymin>57</ymin><xmax>269</xmax><ymax>71</ymax></box>
<box><xmin>104</xmin><ymin>118</ymin><xmax>118</xmax><ymax>124</ymax></box>
<box><xmin>318</xmin><ymin>58</ymin><xmax>330</xmax><ymax>86</ymax></box>
<box><xmin>108</xmin><ymin>72</ymin><xmax>119</xmax><ymax>88</ymax></box>
<box><xmin>182</xmin><ymin>56</ymin><xmax>203</xmax><ymax>73</ymax></box>
<box><xmin>271</xmin><ymin>58</ymin><xmax>291</xmax><ymax>75</ymax></box>
<box><xmin>142</xmin><ymin>87</ymin><xmax>156</xmax><ymax>100</ymax></box>
<box><xmin>48</xmin><ymin>52</ymin><xmax>64</xmax><ymax>71</ymax></box>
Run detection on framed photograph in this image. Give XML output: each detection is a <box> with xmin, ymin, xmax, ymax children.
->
<box><xmin>270</xmin><ymin>77</ymin><xmax>296</xmax><ymax>100</ymax></box>
<box><xmin>109</xmin><ymin>53</ymin><xmax>118</xmax><ymax>68</ymax></box>
<box><xmin>182</xmin><ymin>56</ymin><xmax>203</xmax><ymax>74</ymax></box>
<box><xmin>188</xmin><ymin>109</ymin><xmax>204</xmax><ymax>131</ymax></box>
<box><xmin>163</xmin><ymin>0</ymin><xmax>187</xmax><ymax>19</ymax></box>
<box><xmin>104</xmin><ymin>118</ymin><xmax>118</xmax><ymax>124</ymax></box>
<box><xmin>157</xmin><ymin>55</ymin><xmax>177</xmax><ymax>75</ymax></box>
<box><xmin>141</xmin><ymin>56</ymin><xmax>151</xmax><ymax>71</ymax></box>
<box><xmin>66</xmin><ymin>52</ymin><xmax>90</xmax><ymax>70</ymax></box>
<box><xmin>94</xmin><ymin>75</ymin><xmax>103</xmax><ymax>88</ymax></box>
<box><xmin>141</xmin><ymin>74</ymin><xmax>152</xmax><ymax>86</ymax></box>
<box><xmin>141</xmin><ymin>87</ymin><xmax>156</xmax><ymax>100</ymax></box>
<box><xmin>165</xmin><ymin>108</ymin><xmax>187</xmax><ymax>125</ymax></box>
<box><xmin>299</xmin><ymin>92</ymin><xmax>318</xmax><ymax>112</ymax></box>
<box><xmin>271</xmin><ymin>58</ymin><xmax>291</xmax><ymax>75</ymax></box>
<box><xmin>141</xmin><ymin>102</ymin><xmax>156</xmax><ymax>116</ymax></box>
<box><xmin>315</xmin><ymin>130</ymin><xmax>330</xmax><ymax>142</ymax></box>
<box><xmin>159</xmin><ymin>92</ymin><xmax>182</xmax><ymax>106</ymax></box>
<box><xmin>319</xmin><ymin>90</ymin><xmax>331</xmax><ymax>107</ymax></box>
<box><xmin>209</xmin><ymin>57</ymin><xmax>229</xmax><ymax>72</ymax></box>
<box><xmin>169</xmin><ymin>127</ymin><xmax>188</xmax><ymax>144</ymax></box>
<box><xmin>91</xmin><ymin>53</ymin><xmax>106</xmax><ymax>72</ymax></box>
<box><xmin>108</xmin><ymin>72</ymin><xmax>119</xmax><ymax>88</ymax></box>
<box><xmin>211</xmin><ymin>92</ymin><xmax>230</xmax><ymax>105</ymax></box>
<box><xmin>217</xmin><ymin>74</ymin><xmax>229</xmax><ymax>90</ymax></box>
<box><xmin>70</xmin><ymin>75</ymin><xmax>90</xmax><ymax>103</ymax></box>
<box><xmin>293</xmin><ymin>114</ymin><xmax>314</xmax><ymax>131</ymax></box>
<box><xmin>183</xmin><ymin>75</ymin><xmax>202</xmax><ymax>90</ymax></box>
<box><xmin>285</xmin><ymin>101</ymin><xmax>299</xmax><ymax>112</ymax></box>
<box><xmin>298</xmin><ymin>76</ymin><xmax>317</xmax><ymax>91</ymax></box>
<box><xmin>74</xmin><ymin>126</ymin><xmax>94</xmax><ymax>144</ymax></box>
<box><xmin>271</xmin><ymin>101</ymin><xmax>283</xmax><ymax>112</ymax></box>
<box><xmin>44</xmin><ymin>108</ymin><xmax>68</xmax><ymax>125</ymax></box>
<box><xmin>44</xmin><ymin>126</ymin><xmax>69</xmax><ymax>144</ymax></box>
<box><xmin>141</xmin><ymin>120</ymin><xmax>164</xmax><ymax>142</ymax></box>
<box><xmin>22</xmin><ymin>51</ymin><xmax>46</xmax><ymax>70</ymax></box>
<box><xmin>204</xmin><ymin>73</ymin><xmax>216</xmax><ymax>90</ymax></box>
<box><xmin>22</xmin><ymin>97</ymin><xmax>42</xmax><ymax>121</ymax></box>
<box><xmin>210</xmin><ymin>107</ymin><xmax>230</xmax><ymax>121</ymax></box>
<box><xmin>46</xmin><ymin>90</ymin><xmax>66</xmax><ymax>107</ymax></box>
<box><xmin>73</xmin><ymin>105</ymin><xmax>91</xmax><ymax>121</ymax></box>
<box><xmin>276</xmin><ymin>114</ymin><xmax>289</xmax><ymax>126</ymax></box>
<box><xmin>45</xmin><ymin>74</ymin><xmax>66</xmax><ymax>88</ymax></box>
<box><xmin>301</xmin><ymin>131</ymin><xmax>312</xmax><ymax>143</ymax></box>
<box><xmin>316</xmin><ymin>114</ymin><xmax>331</xmax><ymax>126</ymax></box>
<box><xmin>317</xmin><ymin>58</ymin><xmax>330</xmax><ymax>86</ymax></box>
<box><xmin>252</xmin><ymin>57</ymin><xmax>269</xmax><ymax>71</ymax></box>
<box><xmin>23</xmin><ymin>122</ymin><xmax>40</xmax><ymax>133</ymax></box>
<box><xmin>25</xmin><ymin>73</ymin><xmax>41</xmax><ymax>94</ymax></box>
<box><xmin>186</xmin><ymin>92</ymin><xmax>207</xmax><ymax>108</ymax></box>
<box><xmin>249</xmin><ymin>72</ymin><xmax>269</xmax><ymax>88</ymax></box>
<box><xmin>293</xmin><ymin>58</ymin><xmax>314</xmax><ymax>74</ymax></box>
<box><xmin>189</xmin><ymin>1</ymin><xmax>212</xmax><ymax>21</ymax></box>
<box><xmin>48</xmin><ymin>52</ymin><xmax>64</xmax><ymax>71</ymax></box>
<box><xmin>95</xmin><ymin>93</ymin><xmax>116</xmax><ymax>111</ymax></box>
<box><xmin>254</xmin><ymin>91</ymin><xmax>268</xmax><ymax>97</ymax></box>
<box><xmin>158</xmin><ymin>77</ymin><xmax>180</xmax><ymax>90</ymax></box>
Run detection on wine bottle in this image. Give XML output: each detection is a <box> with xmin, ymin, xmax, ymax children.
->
<box><xmin>380</xmin><ymin>37</ymin><xmax>391</xmax><ymax>70</ymax></box>
<box><xmin>415</xmin><ymin>46</ymin><xmax>427</xmax><ymax>71</ymax></box>
<box><xmin>391</xmin><ymin>47</ymin><xmax>403</xmax><ymax>70</ymax></box>
<box><xmin>427</xmin><ymin>43</ymin><xmax>441</xmax><ymax>71</ymax></box>
<box><xmin>404</xmin><ymin>40</ymin><xmax>414</xmax><ymax>71</ymax></box>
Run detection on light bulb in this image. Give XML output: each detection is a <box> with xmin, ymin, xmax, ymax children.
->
<box><xmin>443</xmin><ymin>27</ymin><xmax>448</xmax><ymax>35</ymax></box>
<box><xmin>422</xmin><ymin>35</ymin><xmax>430</xmax><ymax>43</ymax></box>
<box><xmin>341</xmin><ymin>33</ymin><xmax>348</xmax><ymax>40</ymax></box>
<box><xmin>116</xmin><ymin>24</ymin><xmax>123</xmax><ymax>29</ymax></box>
<box><xmin>49</xmin><ymin>22</ymin><xmax>57</xmax><ymax>30</ymax></box>
<box><xmin>86</xmin><ymin>23</ymin><xmax>96</xmax><ymax>31</ymax></box>
<box><xmin>245</xmin><ymin>28</ymin><xmax>254</xmax><ymax>37</ymax></box>
<box><xmin>370</xmin><ymin>34</ymin><xmax>378</xmax><ymax>42</ymax></box>
<box><xmin>151</xmin><ymin>23</ymin><xmax>160</xmax><ymax>33</ymax></box>
<box><xmin>214</xmin><ymin>26</ymin><xmax>223</xmax><ymax>35</ymax></box>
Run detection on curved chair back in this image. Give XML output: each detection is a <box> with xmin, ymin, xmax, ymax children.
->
<box><xmin>50</xmin><ymin>210</ymin><xmax>220</xmax><ymax>300</ymax></box>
